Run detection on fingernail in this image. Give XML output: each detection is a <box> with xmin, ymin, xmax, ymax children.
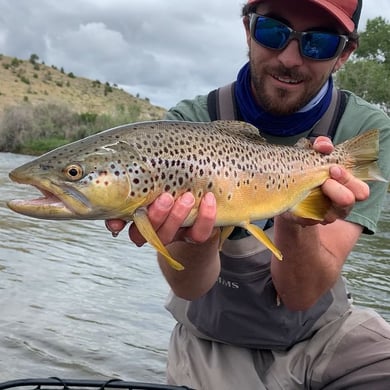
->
<box><xmin>180</xmin><ymin>192</ymin><xmax>195</xmax><ymax>206</ymax></box>
<box><xmin>204</xmin><ymin>192</ymin><xmax>216</xmax><ymax>206</ymax></box>
<box><xmin>157</xmin><ymin>193</ymin><xmax>174</xmax><ymax>209</ymax></box>
<box><xmin>315</xmin><ymin>139</ymin><xmax>331</xmax><ymax>147</ymax></box>
<box><xmin>330</xmin><ymin>166</ymin><xmax>342</xmax><ymax>179</ymax></box>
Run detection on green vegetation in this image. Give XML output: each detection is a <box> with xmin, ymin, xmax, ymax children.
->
<box><xmin>336</xmin><ymin>17</ymin><xmax>390</xmax><ymax>114</ymax></box>
<box><xmin>29</xmin><ymin>53</ymin><xmax>39</xmax><ymax>65</ymax></box>
<box><xmin>0</xmin><ymin>102</ymin><xmax>143</xmax><ymax>154</ymax></box>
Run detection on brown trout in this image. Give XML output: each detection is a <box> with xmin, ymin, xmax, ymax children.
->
<box><xmin>7</xmin><ymin>120</ymin><xmax>385</xmax><ymax>270</ymax></box>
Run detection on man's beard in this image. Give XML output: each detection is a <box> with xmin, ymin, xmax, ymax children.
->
<box><xmin>249</xmin><ymin>59</ymin><xmax>316</xmax><ymax>116</ymax></box>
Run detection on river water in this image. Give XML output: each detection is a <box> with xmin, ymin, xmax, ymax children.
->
<box><xmin>0</xmin><ymin>153</ymin><xmax>389</xmax><ymax>382</ymax></box>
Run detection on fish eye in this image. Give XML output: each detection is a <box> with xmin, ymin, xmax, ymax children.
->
<box><xmin>64</xmin><ymin>163</ymin><xmax>84</xmax><ymax>181</ymax></box>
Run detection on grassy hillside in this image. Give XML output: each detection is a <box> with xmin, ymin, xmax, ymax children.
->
<box><xmin>0</xmin><ymin>54</ymin><xmax>167</xmax><ymax>154</ymax></box>
<box><xmin>0</xmin><ymin>54</ymin><xmax>165</xmax><ymax>120</ymax></box>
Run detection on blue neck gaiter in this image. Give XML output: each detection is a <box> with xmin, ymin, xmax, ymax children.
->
<box><xmin>235</xmin><ymin>62</ymin><xmax>333</xmax><ymax>136</ymax></box>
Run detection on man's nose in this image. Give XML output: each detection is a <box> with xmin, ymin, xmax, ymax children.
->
<box><xmin>276</xmin><ymin>39</ymin><xmax>304</xmax><ymax>68</ymax></box>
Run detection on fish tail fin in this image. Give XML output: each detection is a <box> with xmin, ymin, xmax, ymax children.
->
<box><xmin>341</xmin><ymin>129</ymin><xmax>386</xmax><ymax>182</ymax></box>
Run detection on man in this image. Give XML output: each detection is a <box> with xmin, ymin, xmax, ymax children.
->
<box><xmin>107</xmin><ymin>0</ymin><xmax>390</xmax><ymax>388</ymax></box>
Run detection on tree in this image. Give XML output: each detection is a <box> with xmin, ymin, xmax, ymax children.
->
<box><xmin>355</xmin><ymin>17</ymin><xmax>390</xmax><ymax>68</ymax></box>
<box><xmin>335</xmin><ymin>17</ymin><xmax>390</xmax><ymax>113</ymax></box>
<box><xmin>29</xmin><ymin>53</ymin><xmax>40</xmax><ymax>65</ymax></box>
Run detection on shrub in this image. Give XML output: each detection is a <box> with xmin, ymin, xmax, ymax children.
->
<box><xmin>11</xmin><ymin>58</ymin><xmax>20</xmax><ymax>67</ymax></box>
<box><xmin>20</xmin><ymin>75</ymin><xmax>30</xmax><ymax>84</ymax></box>
<box><xmin>0</xmin><ymin>101</ymin><xmax>144</xmax><ymax>153</ymax></box>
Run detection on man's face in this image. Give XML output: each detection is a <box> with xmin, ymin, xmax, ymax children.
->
<box><xmin>245</xmin><ymin>0</ymin><xmax>355</xmax><ymax>115</ymax></box>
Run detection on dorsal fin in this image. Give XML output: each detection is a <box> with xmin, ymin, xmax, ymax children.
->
<box><xmin>294</xmin><ymin>137</ymin><xmax>313</xmax><ymax>149</ymax></box>
<box><xmin>212</xmin><ymin>120</ymin><xmax>267</xmax><ymax>143</ymax></box>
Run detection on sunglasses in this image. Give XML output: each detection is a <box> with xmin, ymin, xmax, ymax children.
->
<box><xmin>249</xmin><ymin>14</ymin><xmax>349</xmax><ymax>61</ymax></box>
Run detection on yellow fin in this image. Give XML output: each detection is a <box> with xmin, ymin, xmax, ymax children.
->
<box><xmin>243</xmin><ymin>222</ymin><xmax>283</xmax><ymax>260</ymax></box>
<box><xmin>291</xmin><ymin>187</ymin><xmax>330</xmax><ymax>221</ymax></box>
<box><xmin>133</xmin><ymin>208</ymin><xmax>185</xmax><ymax>271</ymax></box>
<box><xmin>340</xmin><ymin>129</ymin><xmax>386</xmax><ymax>182</ymax></box>
<box><xmin>219</xmin><ymin>226</ymin><xmax>235</xmax><ymax>250</ymax></box>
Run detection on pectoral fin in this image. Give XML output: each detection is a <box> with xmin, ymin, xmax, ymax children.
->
<box><xmin>291</xmin><ymin>187</ymin><xmax>330</xmax><ymax>221</ymax></box>
<box><xmin>133</xmin><ymin>208</ymin><xmax>185</xmax><ymax>271</ymax></box>
<box><xmin>243</xmin><ymin>222</ymin><xmax>283</xmax><ymax>260</ymax></box>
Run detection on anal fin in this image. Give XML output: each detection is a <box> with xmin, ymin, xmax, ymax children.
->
<box><xmin>290</xmin><ymin>187</ymin><xmax>330</xmax><ymax>221</ymax></box>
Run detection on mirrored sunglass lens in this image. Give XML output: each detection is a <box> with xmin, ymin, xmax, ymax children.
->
<box><xmin>254</xmin><ymin>17</ymin><xmax>291</xmax><ymax>49</ymax></box>
<box><xmin>302</xmin><ymin>33</ymin><xmax>341</xmax><ymax>59</ymax></box>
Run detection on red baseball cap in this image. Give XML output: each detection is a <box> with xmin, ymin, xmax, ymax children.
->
<box><xmin>246</xmin><ymin>0</ymin><xmax>362</xmax><ymax>32</ymax></box>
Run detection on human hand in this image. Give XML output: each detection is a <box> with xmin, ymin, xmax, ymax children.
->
<box><xmin>105</xmin><ymin>192</ymin><xmax>218</xmax><ymax>247</ymax></box>
<box><xmin>281</xmin><ymin>136</ymin><xmax>370</xmax><ymax>226</ymax></box>
<box><xmin>314</xmin><ymin>136</ymin><xmax>370</xmax><ymax>222</ymax></box>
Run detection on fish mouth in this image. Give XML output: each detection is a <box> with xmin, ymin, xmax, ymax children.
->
<box><xmin>7</xmin><ymin>173</ymin><xmax>92</xmax><ymax>220</ymax></box>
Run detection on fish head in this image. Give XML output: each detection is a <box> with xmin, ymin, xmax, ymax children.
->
<box><xmin>8</xmin><ymin>136</ymin><xmax>150</xmax><ymax>220</ymax></box>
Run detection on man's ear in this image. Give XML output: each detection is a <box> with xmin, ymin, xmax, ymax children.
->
<box><xmin>243</xmin><ymin>16</ymin><xmax>251</xmax><ymax>45</ymax></box>
<box><xmin>333</xmin><ymin>41</ymin><xmax>358</xmax><ymax>72</ymax></box>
